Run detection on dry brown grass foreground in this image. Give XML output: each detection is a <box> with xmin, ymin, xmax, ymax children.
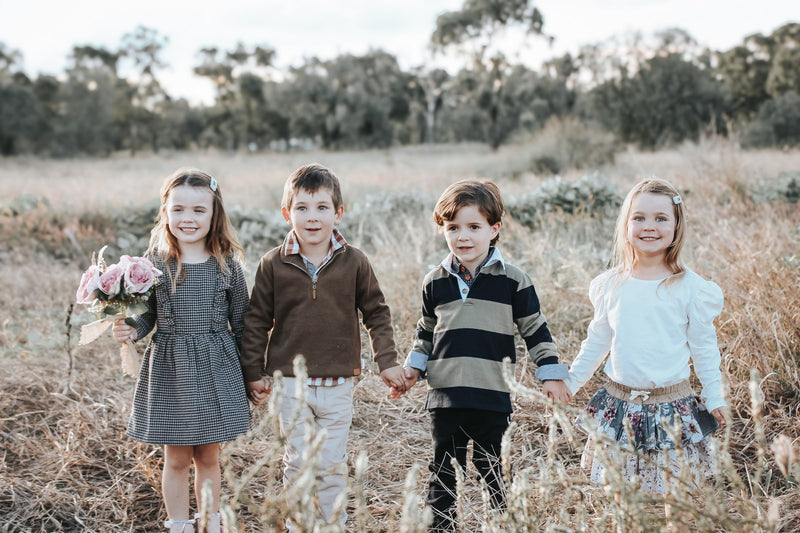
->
<box><xmin>1</xmin><ymin>140</ymin><xmax>799</xmax><ymax>532</ymax></box>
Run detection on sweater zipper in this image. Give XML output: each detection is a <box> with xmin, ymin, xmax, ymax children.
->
<box><xmin>285</xmin><ymin>249</ymin><xmax>342</xmax><ymax>300</ymax></box>
<box><xmin>312</xmin><ymin>254</ymin><xmax>339</xmax><ymax>299</ymax></box>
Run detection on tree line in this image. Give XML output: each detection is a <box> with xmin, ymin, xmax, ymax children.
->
<box><xmin>0</xmin><ymin>4</ymin><xmax>798</xmax><ymax>157</ymax></box>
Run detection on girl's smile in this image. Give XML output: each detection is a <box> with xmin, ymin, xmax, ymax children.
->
<box><xmin>166</xmin><ymin>184</ymin><xmax>215</xmax><ymax>255</ymax></box>
<box><xmin>627</xmin><ymin>192</ymin><xmax>676</xmax><ymax>259</ymax></box>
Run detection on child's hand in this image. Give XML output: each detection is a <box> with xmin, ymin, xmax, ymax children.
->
<box><xmin>111</xmin><ymin>319</ymin><xmax>137</xmax><ymax>344</ymax></box>
<box><xmin>246</xmin><ymin>378</ymin><xmax>271</xmax><ymax>406</ymax></box>
<box><xmin>710</xmin><ymin>407</ymin><xmax>728</xmax><ymax>428</ymax></box>
<box><xmin>542</xmin><ymin>379</ymin><xmax>572</xmax><ymax>405</ymax></box>
<box><xmin>380</xmin><ymin>366</ymin><xmax>406</xmax><ymax>398</ymax></box>
<box><xmin>388</xmin><ymin>367</ymin><xmax>421</xmax><ymax>399</ymax></box>
<box><xmin>402</xmin><ymin>367</ymin><xmax>420</xmax><ymax>389</ymax></box>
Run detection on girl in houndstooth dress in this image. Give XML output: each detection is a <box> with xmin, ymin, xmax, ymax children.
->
<box><xmin>112</xmin><ymin>168</ymin><xmax>250</xmax><ymax>533</ymax></box>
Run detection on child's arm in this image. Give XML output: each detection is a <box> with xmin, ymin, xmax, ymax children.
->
<box><xmin>240</xmin><ymin>253</ymin><xmax>276</xmax><ymax>394</ymax></box>
<box><xmin>398</xmin><ymin>278</ymin><xmax>435</xmax><ymax>393</ymax></box>
<box><xmin>354</xmin><ymin>253</ymin><xmax>404</xmax><ymax>391</ymax></box>
<box><xmin>227</xmin><ymin>259</ymin><xmax>250</xmax><ymax>350</ymax></box>
<box><xmin>687</xmin><ymin>279</ymin><xmax>726</xmax><ymax>414</ymax></box>
<box><xmin>562</xmin><ymin>274</ymin><xmax>614</xmax><ymax>396</ymax></box>
<box><xmin>512</xmin><ymin>269</ymin><xmax>568</xmax><ymax>387</ymax></box>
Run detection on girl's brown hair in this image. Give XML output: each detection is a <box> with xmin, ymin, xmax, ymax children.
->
<box><xmin>147</xmin><ymin>168</ymin><xmax>244</xmax><ymax>289</ymax></box>
<box><xmin>433</xmin><ymin>180</ymin><xmax>504</xmax><ymax>246</ymax></box>
<box><xmin>611</xmin><ymin>177</ymin><xmax>687</xmax><ymax>283</ymax></box>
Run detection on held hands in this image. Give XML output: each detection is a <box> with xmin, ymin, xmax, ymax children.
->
<box><xmin>246</xmin><ymin>377</ymin><xmax>272</xmax><ymax>406</ymax></box>
<box><xmin>542</xmin><ymin>379</ymin><xmax>572</xmax><ymax>405</ymax></box>
<box><xmin>111</xmin><ymin>319</ymin><xmax>137</xmax><ymax>343</ymax></box>
<box><xmin>710</xmin><ymin>407</ymin><xmax>728</xmax><ymax>428</ymax></box>
<box><xmin>382</xmin><ymin>365</ymin><xmax>420</xmax><ymax>399</ymax></box>
<box><xmin>389</xmin><ymin>367</ymin><xmax>421</xmax><ymax>398</ymax></box>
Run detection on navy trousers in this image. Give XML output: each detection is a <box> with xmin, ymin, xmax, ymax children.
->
<box><xmin>426</xmin><ymin>408</ymin><xmax>510</xmax><ymax>532</ymax></box>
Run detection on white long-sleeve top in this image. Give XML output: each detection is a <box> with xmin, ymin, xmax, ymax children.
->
<box><xmin>564</xmin><ymin>268</ymin><xmax>726</xmax><ymax>412</ymax></box>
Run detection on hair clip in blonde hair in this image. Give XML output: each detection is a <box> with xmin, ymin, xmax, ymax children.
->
<box><xmin>672</xmin><ymin>195</ymin><xmax>682</xmax><ymax>205</ymax></box>
<box><xmin>209</xmin><ymin>177</ymin><xmax>218</xmax><ymax>192</ymax></box>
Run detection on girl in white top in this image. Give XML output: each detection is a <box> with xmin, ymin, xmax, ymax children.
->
<box><xmin>565</xmin><ymin>178</ymin><xmax>727</xmax><ymax>494</ymax></box>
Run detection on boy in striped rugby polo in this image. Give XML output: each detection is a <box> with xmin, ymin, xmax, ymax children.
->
<box><xmin>402</xmin><ymin>180</ymin><xmax>571</xmax><ymax>532</ymax></box>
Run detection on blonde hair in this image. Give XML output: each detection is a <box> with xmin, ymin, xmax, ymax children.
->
<box><xmin>433</xmin><ymin>180</ymin><xmax>504</xmax><ymax>246</ymax></box>
<box><xmin>147</xmin><ymin>168</ymin><xmax>244</xmax><ymax>289</ymax></box>
<box><xmin>611</xmin><ymin>177</ymin><xmax>686</xmax><ymax>283</ymax></box>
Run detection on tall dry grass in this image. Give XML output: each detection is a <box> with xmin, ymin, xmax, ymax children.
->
<box><xmin>1</xmin><ymin>140</ymin><xmax>799</xmax><ymax>532</ymax></box>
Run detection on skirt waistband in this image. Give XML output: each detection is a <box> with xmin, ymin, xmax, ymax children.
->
<box><xmin>604</xmin><ymin>380</ymin><xmax>692</xmax><ymax>405</ymax></box>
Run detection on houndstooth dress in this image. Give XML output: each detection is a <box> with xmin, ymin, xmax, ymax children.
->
<box><xmin>127</xmin><ymin>255</ymin><xmax>250</xmax><ymax>446</ymax></box>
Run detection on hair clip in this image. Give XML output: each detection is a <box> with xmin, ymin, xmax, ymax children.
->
<box><xmin>672</xmin><ymin>195</ymin><xmax>682</xmax><ymax>205</ymax></box>
<box><xmin>209</xmin><ymin>177</ymin><xmax>218</xmax><ymax>192</ymax></box>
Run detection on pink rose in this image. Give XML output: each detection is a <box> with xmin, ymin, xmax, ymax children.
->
<box><xmin>76</xmin><ymin>265</ymin><xmax>101</xmax><ymax>303</ymax></box>
<box><xmin>98</xmin><ymin>263</ymin><xmax>125</xmax><ymax>296</ymax></box>
<box><xmin>121</xmin><ymin>255</ymin><xmax>162</xmax><ymax>294</ymax></box>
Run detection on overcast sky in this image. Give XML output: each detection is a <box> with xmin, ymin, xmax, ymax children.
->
<box><xmin>3</xmin><ymin>0</ymin><xmax>797</xmax><ymax>104</ymax></box>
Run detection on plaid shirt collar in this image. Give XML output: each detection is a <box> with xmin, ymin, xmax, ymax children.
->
<box><xmin>284</xmin><ymin>227</ymin><xmax>348</xmax><ymax>257</ymax></box>
<box><xmin>440</xmin><ymin>246</ymin><xmax>505</xmax><ymax>277</ymax></box>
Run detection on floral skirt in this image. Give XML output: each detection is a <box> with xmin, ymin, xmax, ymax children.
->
<box><xmin>575</xmin><ymin>380</ymin><xmax>719</xmax><ymax>494</ymax></box>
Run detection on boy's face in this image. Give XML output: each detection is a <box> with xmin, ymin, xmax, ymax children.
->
<box><xmin>282</xmin><ymin>187</ymin><xmax>343</xmax><ymax>252</ymax></box>
<box><xmin>442</xmin><ymin>204</ymin><xmax>500</xmax><ymax>273</ymax></box>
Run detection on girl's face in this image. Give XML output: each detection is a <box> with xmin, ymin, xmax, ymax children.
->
<box><xmin>626</xmin><ymin>192</ymin><xmax>676</xmax><ymax>260</ymax></box>
<box><xmin>165</xmin><ymin>185</ymin><xmax>214</xmax><ymax>251</ymax></box>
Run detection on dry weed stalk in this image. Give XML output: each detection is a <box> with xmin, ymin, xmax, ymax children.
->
<box><xmin>2</xmin><ymin>145</ymin><xmax>800</xmax><ymax>531</ymax></box>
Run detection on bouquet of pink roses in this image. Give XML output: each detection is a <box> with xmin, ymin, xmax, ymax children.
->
<box><xmin>76</xmin><ymin>245</ymin><xmax>162</xmax><ymax>376</ymax></box>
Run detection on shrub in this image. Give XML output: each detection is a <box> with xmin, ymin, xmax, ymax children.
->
<box><xmin>749</xmin><ymin>171</ymin><xmax>800</xmax><ymax>203</ymax></box>
<box><xmin>343</xmin><ymin>190</ymin><xmax>437</xmax><ymax>249</ymax></box>
<box><xmin>523</xmin><ymin>116</ymin><xmax>618</xmax><ymax>175</ymax></box>
<box><xmin>742</xmin><ymin>92</ymin><xmax>800</xmax><ymax>148</ymax></box>
<box><xmin>506</xmin><ymin>172</ymin><xmax>622</xmax><ymax>228</ymax></box>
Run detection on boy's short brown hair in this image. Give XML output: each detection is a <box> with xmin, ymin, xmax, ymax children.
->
<box><xmin>433</xmin><ymin>179</ymin><xmax>504</xmax><ymax>246</ymax></box>
<box><xmin>281</xmin><ymin>163</ymin><xmax>343</xmax><ymax>211</ymax></box>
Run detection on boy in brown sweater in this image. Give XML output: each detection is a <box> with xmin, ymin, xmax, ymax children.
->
<box><xmin>240</xmin><ymin>163</ymin><xmax>405</xmax><ymax>530</ymax></box>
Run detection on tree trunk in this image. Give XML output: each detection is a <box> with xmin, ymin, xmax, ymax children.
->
<box><xmin>489</xmin><ymin>103</ymin><xmax>500</xmax><ymax>151</ymax></box>
<box><xmin>425</xmin><ymin>95</ymin><xmax>437</xmax><ymax>144</ymax></box>
<box><xmin>129</xmin><ymin>123</ymin><xmax>138</xmax><ymax>157</ymax></box>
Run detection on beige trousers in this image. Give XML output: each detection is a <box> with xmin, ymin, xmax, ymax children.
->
<box><xmin>280</xmin><ymin>377</ymin><xmax>354</xmax><ymax>529</ymax></box>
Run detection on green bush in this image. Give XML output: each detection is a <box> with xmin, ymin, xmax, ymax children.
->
<box><xmin>506</xmin><ymin>172</ymin><xmax>622</xmax><ymax>228</ymax></box>
<box><xmin>742</xmin><ymin>92</ymin><xmax>800</xmax><ymax>148</ymax></box>
<box><xmin>749</xmin><ymin>171</ymin><xmax>800</xmax><ymax>203</ymax></box>
<box><xmin>524</xmin><ymin>116</ymin><xmax>618</xmax><ymax>175</ymax></box>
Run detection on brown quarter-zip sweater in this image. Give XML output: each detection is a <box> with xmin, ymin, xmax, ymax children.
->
<box><xmin>240</xmin><ymin>240</ymin><xmax>399</xmax><ymax>382</ymax></box>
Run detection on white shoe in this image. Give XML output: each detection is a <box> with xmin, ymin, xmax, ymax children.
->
<box><xmin>194</xmin><ymin>512</ymin><xmax>221</xmax><ymax>533</ymax></box>
<box><xmin>165</xmin><ymin>518</ymin><xmax>196</xmax><ymax>533</ymax></box>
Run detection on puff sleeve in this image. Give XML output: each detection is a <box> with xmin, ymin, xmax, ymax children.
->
<box><xmin>564</xmin><ymin>273</ymin><xmax>614</xmax><ymax>395</ymax></box>
<box><xmin>688</xmin><ymin>278</ymin><xmax>725</xmax><ymax>412</ymax></box>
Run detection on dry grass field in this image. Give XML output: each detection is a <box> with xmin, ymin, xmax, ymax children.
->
<box><xmin>1</xmin><ymin>139</ymin><xmax>799</xmax><ymax>532</ymax></box>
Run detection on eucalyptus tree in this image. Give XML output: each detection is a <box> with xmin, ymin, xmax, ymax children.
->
<box><xmin>194</xmin><ymin>42</ymin><xmax>277</xmax><ymax>151</ymax></box>
<box><xmin>119</xmin><ymin>25</ymin><xmax>169</xmax><ymax>155</ymax></box>
<box><xmin>56</xmin><ymin>45</ymin><xmax>120</xmax><ymax>155</ymax></box>
<box><xmin>588</xmin><ymin>52</ymin><xmax>726</xmax><ymax>148</ymax></box>
<box><xmin>430</xmin><ymin>0</ymin><xmax>548</xmax><ymax>149</ymax></box>
<box><xmin>0</xmin><ymin>44</ymin><xmax>38</xmax><ymax>154</ymax></box>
